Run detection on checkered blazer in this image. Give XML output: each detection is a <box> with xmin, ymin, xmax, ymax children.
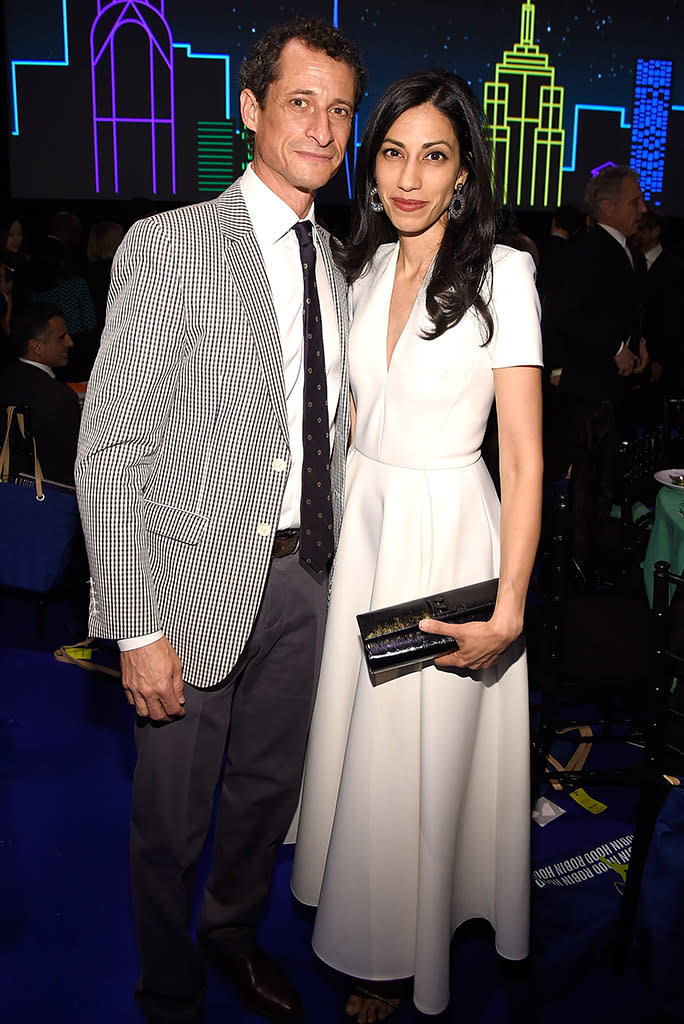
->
<box><xmin>75</xmin><ymin>179</ymin><xmax>350</xmax><ymax>688</ymax></box>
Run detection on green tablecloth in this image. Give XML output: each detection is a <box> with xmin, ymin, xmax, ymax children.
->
<box><xmin>643</xmin><ymin>485</ymin><xmax>684</xmax><ymax>606</ymax></box>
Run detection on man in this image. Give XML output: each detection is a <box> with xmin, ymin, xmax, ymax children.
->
<box><xmin>537</xmin><ymin>203</ymin><xmax>583</xmax><ymax>385</ymax></box>
<box><xmin>75</xmin><ymin>19</ymin><xmax>365</xmax><ymax>1024</ymax></box>
<box><xmin>537</xmin><ymin>204</ymin><xmax>583</xmax><ymax>476</ymax></box>
<box><xmin>551</xmin><ymin>167</ymin><xmax>648</xmax><ymax>573</ymax></box>
<box><xmin>631</xmin><ymin>211</ymin><xmax>683</xmax><ymax>402</ymax></box>
<box><xmin>0</xmin><ymin>304</ymin><xmax>80</xmax><ymax>485</ymax></box>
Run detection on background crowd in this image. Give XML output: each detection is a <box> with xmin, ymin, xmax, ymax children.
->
<box><xmin>0</xmin><ymin>172</ymin><xmax>682</xmax><ymax>568</ymax></box>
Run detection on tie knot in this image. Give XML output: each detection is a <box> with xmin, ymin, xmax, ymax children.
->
<box><xmin>293</xmin><ymin>220</ymin><xmax>314</xmax><ymax>253</ymax></box>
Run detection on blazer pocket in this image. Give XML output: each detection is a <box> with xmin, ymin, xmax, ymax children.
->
<box><xmin>142</xmin><ymin>499</ymin><xmax>210</xmax><ymax>545</ymax></box>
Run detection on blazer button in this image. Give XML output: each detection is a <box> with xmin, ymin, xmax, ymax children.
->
<box><xmin>256</xmin><ymin>522</ymin><xmax>271</xmax><ymax>537</ymax></box>
<box><xmin>271</xmin><ymin>458</ymin><xmax>287</xmax><ymax>472</ymax></box>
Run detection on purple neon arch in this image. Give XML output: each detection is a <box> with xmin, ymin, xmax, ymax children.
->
<box><xmin>90</xmin><ymin>1</ymin><xmax>177</xmax><ymax>194</ymax></box>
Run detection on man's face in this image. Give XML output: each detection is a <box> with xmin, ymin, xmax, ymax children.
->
<box><xmin>600</xmin><ymin>176</ymin><xmax>647</xmax><ymax>238</ymax></box>
<box><xmin>240</xmin><ymin>39</ymin><xmax>356</xmax><ymax>215</ymax></box>
<box><xmin>32</xmin><ymin>316</ymin><xmax>73</xmax><ymax>368</ymax></box>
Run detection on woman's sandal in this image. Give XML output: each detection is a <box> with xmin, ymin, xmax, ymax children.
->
<box><xmin>346</xmin><ymin>983</ymin><xmax>402</xmax><ymax>1021</ymax></box>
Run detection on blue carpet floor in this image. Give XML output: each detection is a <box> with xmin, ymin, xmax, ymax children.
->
<box><xmin>0</xmin><ymin>592</ymin><xmax>669</xmax><ymax>1024</ymax></box>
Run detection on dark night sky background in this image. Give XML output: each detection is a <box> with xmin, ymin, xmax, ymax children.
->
<box><xmin>4</xmin><ymin>1</ymin><xmax>683</xmax><ymax>205</ymax></box>
<box><xmin>6</xmin><ymin>0</ymin><xmax>683</xmax><ymax>137</ymax></box>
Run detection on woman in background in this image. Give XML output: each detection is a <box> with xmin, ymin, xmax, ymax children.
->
<box><xmin>0</xmin><ymin>212</ymin><xmax>30</xmax><ymax>329</ymax></box>
<box><xmin>292</xmin><ymin>71</ymin><xmax>543</xmax><ymax>1021</ymax></box>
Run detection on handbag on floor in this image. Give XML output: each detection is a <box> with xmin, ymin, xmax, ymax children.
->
<box><xmin>0</xmin><ymin>405</ymin><xmax>80</xmax><ymax>593</ymax></box>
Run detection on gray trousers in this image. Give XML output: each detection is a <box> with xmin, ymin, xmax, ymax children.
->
<box><xmin>131</xmin><ymin>553</ymin><xmax>328</xmax><ymax>1023</ymax></box>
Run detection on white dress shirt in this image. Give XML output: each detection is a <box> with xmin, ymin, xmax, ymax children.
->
<box><xmin>119</xmin><ymin>166</ymin><xmax>342</xmax><ymax>652</ymax></box>
<box><xmin>19</xmin><ymin>358</ymin><xmax>55</xmax><ymax>378</ymax></box>
<box><xmin>644</xmin><ymin>243</ymin><xmax>663</xmax><ymax>271</ymax></box>
<box><xmin>240</xmin><ymin>164</ymin><xmax>341</xmax><ymax>530</ymax></box>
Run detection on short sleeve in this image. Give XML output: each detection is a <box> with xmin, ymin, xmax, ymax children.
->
<box><xmin>487</xmin><ymin>246</ymin><xmax>543</xmax><ymax>369</ymax></box>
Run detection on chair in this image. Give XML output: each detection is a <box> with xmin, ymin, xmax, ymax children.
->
<box><xmin>530</xmin><ymin>500</ymin><xmax>684</xmax><ymax>971</ymax></box>
<box><xmin>608</xmin><ymin>429</ymin><xmax>663</xmax><ymax>584</ymax></box>
<box><xmin>567</xmin><ymin>428</ymin><xmax>662</xmax><ymax>591</ymax></box>
<box><xmin>663</xmin><ymin>397</ymin><xmax>684</xmax><ymax>467</ymax></box>
<box><xmin>530</xmin><ymin>483</ymin><xmax>654</xmax><ymax>794</ymax></box>
<box><xmin>612</xmin><ymin>561</ymin><xmax>684</xmax><ymax>969</ymax></box>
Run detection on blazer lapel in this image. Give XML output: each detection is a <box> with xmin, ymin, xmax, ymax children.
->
<box><xmin>215</xmin><ymin>183</ymin><xmax>289</xmax><ymax>443</ymax></box>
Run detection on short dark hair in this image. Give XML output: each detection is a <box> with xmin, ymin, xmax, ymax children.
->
<box><xmin>11</xmin><ymin>304</ymin><xmax>63</xmax><ymax>358</ymax></box>
<box><xmin>584</xmin><ymin>166</ymin><xmax>638</xmax><ymax>221</ymax></box>
<box><xmin>338</xmin><ymin>70</ymin><xmax>496</xmax><ymax>343</ymax></box>
<box><xmin>239</xmin><ymin>17</ymin><xmax>366</xmax><ymax>112</ymax></box>
<box><xmin>552</xmin><ymin>204</ymin><xmax>583</xmax><ymax>236</ymax></box>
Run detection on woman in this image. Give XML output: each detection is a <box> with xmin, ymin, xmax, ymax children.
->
<box><xmin>291</xmin><ymin>71</ymin><xmax>543</xmax><ymax>1021</ymax></box>
<box><xmin>1</xmin><ymin>212</ymin><xmax>30</xmax><ymax>322</ymax></box>
<box><xmin>1</xmin><ymin>214</ymin><xmax>25</xmax><ymax>265</ymax></box>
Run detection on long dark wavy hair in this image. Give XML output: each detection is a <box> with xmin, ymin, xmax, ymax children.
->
<box><xmin>336</xmin><ymin>71</ymin><xmax>496</xmax><ymax>343</ymax></box>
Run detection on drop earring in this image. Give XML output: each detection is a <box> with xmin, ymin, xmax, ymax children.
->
<box><xmin>448</xmin><ymin>181</ymin><xmax>465</xmax><ymax>220</ymax></box>
<box><xmin>369</xmin><ymin>184</ymin><xmax>384</xmax><ymax>214</ymax></box>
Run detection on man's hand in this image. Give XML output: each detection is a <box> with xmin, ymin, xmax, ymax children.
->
<box><xmin>633</xmin><ymin>338</ymin><xmax>649</xmax><ymax>374</ymax></box>
<box><xmin>120</xmin><ymin>637</ymin><xmax>185</xmax><ymax>721</ymax></box>
<box><xmin>615</xmin><ymin>345</ymin><xmax>636</xmax><ymax>376</ymax></box>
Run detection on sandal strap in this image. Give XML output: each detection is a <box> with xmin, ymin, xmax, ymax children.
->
<box><xmin>351</xmin><ymin>985</ymin><xmax>401</xmax><ymax>1011</ymax></box>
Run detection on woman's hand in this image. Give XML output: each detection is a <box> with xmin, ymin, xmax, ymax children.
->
<box><xmin>418</xmin><ymin>612</ymin><xmax>522</xmax><ymax>671</ymax></box>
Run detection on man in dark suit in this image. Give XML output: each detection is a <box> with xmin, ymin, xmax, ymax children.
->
<box><xmin>632</xmin><ymin>211</ymin><xmax>684</xmax><ymax>404</ymax></box>
<box><xmin>76</xmin><ymin>18</ymin><xmax>365</xmax><ymax>1024</ymax></box>
<box><xmin>537</xmin><ymin>205</ymin><xmax>583</xmax><ymax>475</ymax></box>
<box><xmin>551</xmin><ymin>167</ymin><xmax>648</xmax><ymax>572</ymax></box>
<box><xmin>0</xmin><ymin>304</ymin><xmax>80</xmax><ymax>485</ymax></box>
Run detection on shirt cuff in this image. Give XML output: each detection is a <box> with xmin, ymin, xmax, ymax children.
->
<box><xmin>118</xmin><ymin>630</ymin><xmax>164</xmax><ymax>652</ymax></box>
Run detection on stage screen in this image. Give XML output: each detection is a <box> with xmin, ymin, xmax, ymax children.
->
<box><xmin>5</xmin><ymin>1</ymin><xmax>684</xmax><ymax>213</ymax></box>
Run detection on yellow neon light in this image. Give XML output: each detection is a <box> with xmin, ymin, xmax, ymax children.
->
<box><xmin>484</xmin><ymin>1</ymin><xmax>565</xmax><ymax>208</ymax></box>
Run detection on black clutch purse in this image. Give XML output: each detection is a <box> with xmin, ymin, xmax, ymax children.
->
<box><xmin>357</xmin><ymin>578</ymin><xmax>498</xmax><ymax>680</ymax></box>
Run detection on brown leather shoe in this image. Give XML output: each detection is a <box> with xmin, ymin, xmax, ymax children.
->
<box><xmin>197</xmin><ymin>941</ymin><xmax>303</xmax><ymax>1022</ymax></box>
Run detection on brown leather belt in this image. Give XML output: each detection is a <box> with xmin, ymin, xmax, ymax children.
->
<box><xmin>272</xmin><ymin>529</ymin><xmax>299</xmax><ymax>558</ymax></box>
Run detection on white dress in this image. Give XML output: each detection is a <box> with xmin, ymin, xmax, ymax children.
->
<box><xmin>291</xmin><ymin>243</ymin><xmax>543</xmax><ymax>1015</ymax></box>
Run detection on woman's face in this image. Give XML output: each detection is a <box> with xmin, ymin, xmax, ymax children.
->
<box><xmin>6</xmin><ymin>220</ymin><xmax>23</xmax><ymax>254</ymax></box>
<box><xmin>374</xmin><ymin>103</ymin><xmax>467</xmax><ymax>239</ymax></box>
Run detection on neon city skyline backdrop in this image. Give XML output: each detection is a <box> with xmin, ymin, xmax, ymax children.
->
<box><xmin>5</xmin><ymin>0</ymin><xmax>684</xmax><ymax>213</ymax></box>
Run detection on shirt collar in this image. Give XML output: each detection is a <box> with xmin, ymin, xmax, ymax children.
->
<box><xmin>240</xmin><ymin>163</ymin><xmax>317</xmax><ymax>248</ymax></box>
<box><xmin>597</xmin><ymin>222</ymin><xmax>628</xmax><ymax>249</ymax></box>
<box><xmin>19</xmin><ymin>358</ymin><xmax>55</xmax><ymax>379</ymax></box>
<box><xmin>645</xmin><ymin>243</ymin><xmax>663</xmax><ymax>268</ymax></box>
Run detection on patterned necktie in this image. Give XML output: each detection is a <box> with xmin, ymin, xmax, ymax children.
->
<box><xmin>293</xmin><ymin>220</ymin><xmax>333</xmax><ymax>577</ymax></box>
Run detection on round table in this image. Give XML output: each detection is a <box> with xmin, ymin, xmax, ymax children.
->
<box><xmin>643</xmin><ymin>485</ymin><xmax>684</xmax><ymax>606</ymax></box>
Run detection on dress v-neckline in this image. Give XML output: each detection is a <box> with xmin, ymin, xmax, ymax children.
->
<box><xmin>384</xmin><ymin>245</ymin><xmax>427</xmax><ymax>373</ymax></box>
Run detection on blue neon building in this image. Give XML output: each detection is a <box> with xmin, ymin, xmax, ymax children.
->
<box><xmin>630</xmin><ymin>58</ymin><xmax>672</xmax><ymax>207</ymax></box>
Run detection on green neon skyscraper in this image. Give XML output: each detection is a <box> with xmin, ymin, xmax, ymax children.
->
<box><xmin>484</xmin><ymin>1</ymin><xmax>565</xmax><ymax>207</ymax></box>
